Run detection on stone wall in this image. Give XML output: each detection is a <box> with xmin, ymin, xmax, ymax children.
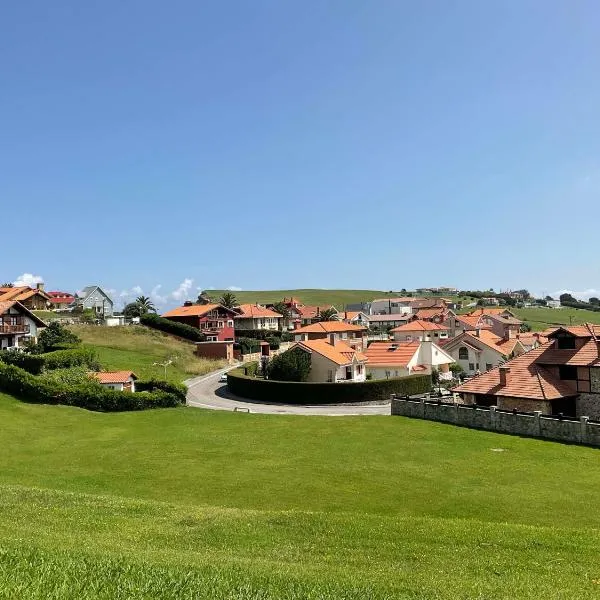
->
<box><xmin>391</xmin><ymin>397</ymin><xmax>600</xmax><ymax>447</ymax></box>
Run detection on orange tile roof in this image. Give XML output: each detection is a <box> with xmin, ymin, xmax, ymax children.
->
<box><xmin>535</xmin><ymin>339</ymin><xmax>600</xmax><ymax>367</ymax></box>
<box><xmin>363</xmin><ymin>341</ymin><xmax>420</xmax><ymax>367</ymax></box>
<box><xmin>546</xmin><ymin>324</ymin><xmax>600</xmax><ymax>339</ymax></box>
<box><xmin>415</xmin><ymin>308</ymin><xmax>445</xmax><ymax>319</ymax></box>
<box><xmin>92</xmin><ymin>371</ymin><xmax>137</xmax><ymax>384</ymax></box>
<box><xmin>0</xmin><ymin>301</ymin><xmax>17</xmax><ymax>314</ymax></box>
<box><xmin>372</xmin><ymin>297</ymin><xmax>424</xmax><ymax>303</ymax></box>
<box><xmin>296</xmin><ymin>339</ymin><xmax>367</xmax><ymax>366</ymax></box>
<box><xmin>467</xmin><ymin>307</ymin><xmax>512</xmax><ymax>316</ymax></box>
<box><xmin>0</xmin><ymin>286</ymin><xmax>50</xmax><ymax>302</ymax></box>
<box><xmin>390</xmin><ymin>320</ymin><xmax>448</xmax><ymax>333</ymax></box>
<box><xmin>456</xmin><ymin>315</ymin><xmax>492</xmax><ymax>329</ymax></box>
<box><xmin>293</xmin><ymin>305</ymin><xmax>335</xmax><ymax>318</ymax></box>
<box><xmin>293</xmin><ymin>321</ymin><xmax>366</xmax><ymax>334</ymax></box>
<box><xmin>453</xmin><ymin>343</ymin><xmax>577</xmax><ymax>401</ymax></box>
<box><xmin>0</xmin><ymin>300</ymin><xmax>47</xmax><ymax>325</ymax></box>
<box><xmin>234</xmin><ymin>304</ymin><xmax>283</xmax><ymax>319</ymax></box>
<box><xmin>163</xmin><ymin>303</ymin><xmax>234</xmax><ymax>318</ymax></box>
<box><xmin>445</xmin><ymin>330</ymin><xmax>521</xmax><ymax>357</ymax></box>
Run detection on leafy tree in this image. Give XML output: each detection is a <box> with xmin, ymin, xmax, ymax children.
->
<box><xmin>196</xmin><ymin>292</ymin><xmax>212</xmax><ymax>305</ymax></box>
<box><xmin>560</xmin><ymin>293</ymin><xmax>575</xmax><ymax>303</ymax></box>
<box><xmin>431</xmin><ymin>366</ymin><xmax>440</xmax><ymax>384</ymax></box>
<box><xmin>520</xmin><ymin>323</ymin><xmax>532</xmax><ymax>332</ymax></box>
<box><xmin>123</xmin><ymin>302</ymin><xmax>143</xmax><ymax>318</ymax></box>
<box><xmin>317</xmin><ymin>307</ymin><xmax>339</xmax><ymax>321</ymax></box>
<box><xmin>1</xmin><ymin>282</ymin><xmax>14</xmax><ymax>287</ymax></box>
<box><xmin>267</xmin><ymin>346</ymin><xmax>311</xmax><ymax>381</ymax></box>
<box><xmin>271</xmin><ymin>302</ymin><xmax>291</xmax><ymax>320</ymax></box>
<box><xmin>135</xmin><ymin>295</ymin><xmax>156</xmax><ymax>314</ymax></box>
<box><xmin>590</xmin><ymin>297</ymin><xmax>600</xmax><ymax>306</ymax></box>
<box><xmin>219</xmin><ymin>292</ymin><xmax>238</xmax><ymax>309</ymax></box>
<box><xmin>34</xmin><ymin>322</ymin><xmax>80</xmax><ymax>353</ymax></box>
<box><xmin>545</xmin><ymin>295</ymin><xmax>554</xmax><ymax>301</ymax></box>
<box><xmin>450</xmin><ymin>363</ymin><xmax>464</xmax><ymax>375</ymax></box>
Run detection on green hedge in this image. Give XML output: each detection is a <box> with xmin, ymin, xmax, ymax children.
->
<box><xmin>136</xmin><ymin>379</ymin><xmax>187</xmax><ymax>403</ymax></box>
<box><xmin>0</xmin><ymin>348</ymin><xmax>100</xmax><ymax>375</ymax></box>
<box><xmin>140</xmin><ymin>313</ymin><xmax>206</xmax><ymax>342</ymax></box>
<box><xmin>226</xmin><ymin>369</ymin><xmax>431</xmax><ymax>404</ymax></box>
<box><xmin>234</xmin><ymin>329</ymin><xmax>283</xmax><ymax>341</ymax></box>
<box><xmin>0</xmin><ymin>362</ymin><xmax>183</xmax><ymax>412</ymax></box>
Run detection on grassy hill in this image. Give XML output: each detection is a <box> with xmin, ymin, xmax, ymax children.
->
<box><xmin>512</xmin><ymin>306</ymin><xmax>600</xmax><ymax>331</ymax></box>
<box><xmin>69</xmin><ymin>325</ymin><xmax>225</xmax><ymax>382</ymax></box>
<box><xmin>2</xmin><ymin>392</ymin><xmax>600</xmax><ymax>597</ymax></box>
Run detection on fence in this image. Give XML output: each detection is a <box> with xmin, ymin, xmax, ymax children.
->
<box><xmin>391</xmin><ymin>396</ymin><xmax>600</xmax><ymax>447</ymax></box>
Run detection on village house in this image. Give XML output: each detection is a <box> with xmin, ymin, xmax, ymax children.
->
<box><xmin>390</xmin><ymin>320</ymin><xmax>450</xmax><ymax>342</ymax></box>
<box><xmin>338</xmin><ymin>311</ymin><xmax>370</xmax><ymax>327</ymax></box>
<box><xmin>292</xmin><ymin>321</ymin><xmax>368</xmax><ymax>351</ymax></box>
<box><xmin>293</xmin><ymin>337</ymin><xmax>368</xmax><ymax>383</ymax></box>
<box><xmin>367</xmin><ymin>313</ymin><xmax>416</xmax><ymax>332</ymax></box>
<box><xmin>92</xmin><ymin>371</ymin><xmax>137</xmax><ymax>392</ymax></box>
<box><xmin>234</xmin><ymin>304</ymin><xmax>283</xmax><ymax>331</ymax></box>
<box><xmin>72</xmin><ymin>286</ymin><xmax>114</xmax><ymax>317</ymax></box>
<box><xmin>162</xmin><ymin>302</ymin><xmax>237</xmax><ymax>341</ymax></box>
<box><xmin>453</xmin><ymin>325</ymin><xmax>600</xmax><ymax>417</ymax></box>
<box><xmin>0</xmin><ymin>301</ymin><xmax>47</xmax><ymax>350</ymax></box>
<box><xmin>442</xmin><ymin>328</ymin><xmax>526</xmax><ymax>376</ymax></box>
<box><xmin>370</xmin><ymin>297</ymin><xmax>421</xmax><ymax>315</ymax></box>
<box><xmin>445</xmin><ymin>308</ymin><xmax>518</xmax><ymax>338</ymax></box>
<box><xmin>47</xmin><ymin>291</ymin><xmax>76</xmax><ymax>310</ymax></box>
<box><xmin>274</xmin><ymin>297</ymin><xmax>338</xmax><ymax>328</ymax></box>
<box><xmin>0</xmin><ymin>283</ymin><xmax>51</xmax><ymax>311</ymax></box>
<box><xmin>364</xmin><ymin>340</ymin><xmax>454</xmax><ymax>381</ymax></box>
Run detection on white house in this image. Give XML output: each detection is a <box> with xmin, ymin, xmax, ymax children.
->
<box><xmin>338</xmin><ymin>311</ymin><xmax>370</xmax><ymax>327</ymax></box>
<box><xmin>0</xmin><ymin>301</ymin><xmax>47</xmax><ymax>350</ymax></box>
<box><xmin>234</xmin><ymin>304</ymin><xmax>283</xmax><ymax>331</ymax></box>
<box><xmin>92</xmin><ymin>371</ymin><xmax>137</xmax><ymax>392</ymax></box>
<box><xmin>390</xmin><ymin>320</ymin><xmax>450</xmax><ymax>342</ymax></box>
<box><xmin>364</xmin><ymin>340</ymin><xmax>455</xmax><ymax>381</ymax></box>
<box><xmin>370</xmin><ymin>297</ymin><xmax>416</xmax><ymax>315</ymax></box>
<box><xmin>72</xmin><ymin>286</ymin><xmax>114</xmax><ymax>317</ymax></box>
<box><xmin>293</xmin><ymin>337</ymin><xmax>367</xmax><ymax>383</ymax></box>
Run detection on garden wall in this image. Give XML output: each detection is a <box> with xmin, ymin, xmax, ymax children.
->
<box><xmin>391</xmin><ymin>397</ymin><xmax>600</xmax><ymax>447</ymax></box>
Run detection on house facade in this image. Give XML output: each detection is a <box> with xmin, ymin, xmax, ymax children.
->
<box><xmin>162</xmin><ymin>302</ymin><xmax>237</xmax><ymax>341</ymax></box>
<box><xmin>390</xmin><ymin>320</ymin><xmax>450</xmax><ymax>342</ymax></box>
<box><xmin>0</xmin><ymin>284</ymin><xmax>51</xmax><ymax>310</ymax></box>
<box><xmin>0</xmin><ymin>301</ymin><xmax>47</xmax><ymax>350</ymax></box>
<box><xmin>234</xmin><ymin>304</ymin><xmax>283</xmax><ymax>331</ymax></box>
<box><xmin>72</xmin><ymin>286</ymin><xmax>114</xmax><ymax>317</ymax></box>
<box><xmin>48</xmin><ymin>291</ymin><xmax>76</xmax><ymax>310</ymax></box>
<box><xmin>292</xmin><ymin>322</ymin><xmax>368</xmax><ymax>351</ymax></box>
<box><xmin>92</xmin><ymin>371</ymin><xmax>137</xmax><ymax>392</ymax></box>
<box><xmin>338</xmin><ymin>311</ymin><xmax>370</xmax><ymax>327</ymax></box>
<box><xmin>370</xmin><ymin>297</ymin><xmax>418</xmax><ymax>315</ymax></box>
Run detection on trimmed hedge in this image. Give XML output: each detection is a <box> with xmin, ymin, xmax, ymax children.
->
<box><xmin>234</xmin><ymin>329</ymin><xmax>283</xmax><ymax>341</ymax></box>
<box><xmin>140</xmin><ymin>313</ymin><xmax>206</xmax><ymax>342</ymax></box>
<box><xmin>136</xmin><ymin>379</ymin><xmax>187</xmax><ymax>403</ymax></box>
<box><xmin>0</xmin><ymin>362</ymin><xmax>183</xmax><ymax>412</ymax></box>
<box><xmin>0</xmin><ymin>348</ymin><xmax>100</xmax><ymax>375</ymax></box>
<box><xmin>227</xmin><ymin>369</ymin><xmax>431</xmax><ymax>404</ymax></box>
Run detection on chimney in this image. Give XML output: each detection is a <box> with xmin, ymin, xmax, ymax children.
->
<box><xmin>474</xmin><ymin>328</ymin><xmax>480</xmax><ymax>337</ymax></box>
<box><xmin>183</xmin><ymin>300</ymin><xmax>193</xmax><ymax>307</ymax></box>
<box><xmin>36</xmin><ymin>282</ymin><xmax>45</xmax><ymax>291</ymax></box>
<box><xmin>329</xmin><ymin>333</ymin><xmax>336</xmax><ymax>346</ymax></box>
<box><xmin>499</xmin><ymin>366</ymin><xmax>510</xmax><ymax>386</ymax></box>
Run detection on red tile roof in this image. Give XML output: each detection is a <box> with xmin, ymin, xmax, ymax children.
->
<box><xmin>92</xmin><ymin>371</ymin><xmax>137</xmax><ymax>384</ymax></box>
<box><xmin>415</xmin><ymin>308</ymin><xmax>446</xmax><ymax>319</ymax></box>
<box><xmin>234</xmin><ymin>304</ymin><xmax>283</xmax><ymax>319</ymax></box>
<box><xmin>163</xmin><ymin>303</ymin><xmax>235</xmax><ymax>318</ymax></box>
<box><xmin>295</xmin><ymin>340</ymin><xmax>367</xmax><ymax>366</ymax></box>
<box><xmin>293</xmin><ymin>322</ymin><xmax>366</xmax><ymax>334</ymax></box>
<box><xmin>363</xmin><ymin>341</ymin><xmax>420</xmax><ymax>367</ymax></box>
<box><xmin>390</xmin><ymin>320</ymin><xmax>448</xmax><ymax>333</ymax></box>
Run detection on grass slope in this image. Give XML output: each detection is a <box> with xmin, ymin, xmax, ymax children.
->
<box><xmin>513</xmin><ymin>306</ymin><xmax>600</xmax><ymax>331</ymax></box>
<box><xmin>69</xmin><ymin>325</ymin><xmax>225</xmax><ymax>382</ymax></box>
<box><xmin>2</xmin><ymin>392</ymin><xmax>600</xmax><ymax>597</ymax></box>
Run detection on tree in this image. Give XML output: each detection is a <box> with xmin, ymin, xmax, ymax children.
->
<box><xmin>34</xmin><ymin>322</ymin><xmax>80</xmax><ymax>353</ymax></box>
<box><xmin>123</xmin><ymin>302</ymin><xmax>143</xmax><ymax>318</ymax></box>
<box><xmin>520</xmin><ymin>323</ymin><xmax>532</xmax><ymax>332</ymax></box>
<box><xmin>219</xmin><ymin>292</ymin><xmax>238</xmax><ymax>309</ymax></box>
<box><xmin>135</xmin><ymin>295</ymin><xmax>156</xmax><ymax>314</ymax></box>
<box><xmin>1</xmin><ymin>282</ymin><xmax>14</xmax><ymax>287</ymax></box>
<box><xmin>545</xmin><ymin>295</ymin><xmax>554</xmax><ymax>302</ymax></box>
<box><xmin>317</xmin><ymin>307</ymin><xmax>339</xmax><ymax>321</ymax></box>
<box><xmin>560</xmin><ymin>293</ymin><xmax>575</xmax><ymax>303</ymax></box>
<box><xmin>271</xmin><ymin>302</ymin><xmax>291</xmax><ymax>320</ymax></box>
<box><xmin>197</xmin><ymin>292</ymin><xmax>212</xmax><ymax>305</ymax></box>
<box><xmin>267</xmin><ymin>347</ymin><xmax>312</xmax><ymax>381</ymax></box>
<box><xmin>590</xmin><ymin>297</ymin><xmax>600</xmax><ymax>306</ymax></box>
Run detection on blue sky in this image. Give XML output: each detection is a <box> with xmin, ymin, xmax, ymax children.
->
<box><xmin>2</xmin><ymin>1</ymin><xmax>599</xmax><ymax>307</ymax></box>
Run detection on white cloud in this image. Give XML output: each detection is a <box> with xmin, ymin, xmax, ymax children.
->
<box><xmin>553</xmin><ymin>289</ymin><xmax>600</xmax><ymax>301</ymax></box>
<box><xmin>171</xmin><ymin>278</ymin><xmax>194</xmax><ymax>302</ymax></box>
<box><xmin>112</xmin><ymin>278</ymin><xmax>198</xmax><ymax>310</ymax></box>
<box><xmin>227</xmin><ymin>286</ymin><xmax>242</xmax><ymax>291</ymax></box>
<box><xmin>13</xmin><ymin>273</ymin><xmax>44</xmax><ymax>287</ymax></box>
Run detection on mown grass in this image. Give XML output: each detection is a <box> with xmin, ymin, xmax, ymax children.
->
<box><xmin>512</xmin><ymin>306</ymin><xmax>600</xmax><ymax>331</ymax></box>
<box><xmin>3</xmin><ymin>390</ymin><xmax>600</xmax><ymax>598</ymax></box>
<box><xmin>68</xmin><ymin>325</ymin><xmax>225</xmax><ymax>382</ymax></box>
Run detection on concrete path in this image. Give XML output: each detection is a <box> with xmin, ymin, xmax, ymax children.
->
<box><xmin>185</xmin><ymin>367</ymin><xmax>390</xmax><ymax>416</ymax></box>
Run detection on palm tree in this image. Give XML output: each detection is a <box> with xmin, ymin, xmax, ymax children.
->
<box><xmin>135</xmin><ymin>295</ymin><xmax>156</xmax><ymax>314</ymax></box>
<box><xmin>1</xmin><ymin>282</ymin><xmax>14</xmax><ymax>288</ymax></box>
<box><xmin>318</xmin><ymin>307</ymin><xmax>339</xmax><ymax>321</ymax></box>
<box><xmin>219</xmin><ymin>292</ymin><xmax>238</xmax><ymax>309</ymax></box>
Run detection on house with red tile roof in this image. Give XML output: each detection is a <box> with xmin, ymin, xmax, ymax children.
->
<box><xmin>0</xmin><ymin>284</ymin><xmax>51</xmax><ymax>311</ymax></box>
<box><xmin>272</xmin><ymin>297</ymin><xmax>338</xmax><ymax>328</ymax></box>
<box><xmin>441</xmin><ymin>328</ymin><xmax>526</xmax><ymax>376</ymax></box>
<box><xmin>47</xmin><ymin>291</ymin><xmax>76</xmax><ymax>310</ymax></box>
<box><xmin>162</xmin><ymin>302</ymin><xmax>237</xmax><ymax>342</ymax></box>
<box><xmin>453</xmin><ymin>324</ymin><xmax>600</xmax><ymax>417</ymax></box>
<box><xmin>91</xmin><ymin>371</ymin><xmax>137</xmax><ymax>392</ymax></box>
<box><xmin>364</xmin><ymin>340</ymin><xmax>455</xmax><ymax>381</ymax></box>
<box><xmin>292</xmin><ymin>338</ymin><xmax>368</xmax><ymax>382</ymax></box>
<box><xmin>0</xmin><ymin>301</ymin><xmax>47</xmax><ymax>350</ymax></box>
<box><xmin>337</xmin><ymin>310</ymin><xmax>370</xmax><ymax>328</ymax></box>
<box><xmin>390</xmin><ymin>320</ymin><xmax>450</xmax><ymax>343</ymax></box>
<box><xmin>234</xmin><ymin>304</ymin><xmax>283</xmax><ymax>331</ymax></box>
<box><xmin>292</xmin><ymin>321</ymin><xmax>368</xmax><ymax>351</ymax></box>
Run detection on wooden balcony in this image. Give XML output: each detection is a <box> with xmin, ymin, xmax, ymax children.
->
<box><xmin>0</xmin><ymin>323</ymin><xmax>30</xmax><ymax>334</ymax></box>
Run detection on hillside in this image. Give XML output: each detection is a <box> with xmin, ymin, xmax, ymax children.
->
<box><xmin>512</xmin><ymin>306</ymin><xmax>600</xmax><ymax>331</ymax></box>
<box><xmin>1</xmin><ymin>391</ymin><xmax>600</xmax><ymax>597</ymax></box>
<box><xmin>69</xmin><ymin>325</ymin><xmax>225</xmax><ymax>382</ymax></box>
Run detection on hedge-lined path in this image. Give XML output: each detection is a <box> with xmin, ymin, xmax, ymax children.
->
<box><xmin>185</xmin><ymin>368</ymin><xmax>391</xmax><ymax>416</ymax></box>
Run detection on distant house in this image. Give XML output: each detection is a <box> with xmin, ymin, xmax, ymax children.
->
<box><xmin>292</xmin><ymin>321</ymin><xmax>368</xmax><ymax>351</ymax></box>
<box><xmin>234</xmin><ymin>304</ymin><xmax>283</xmax><ymax>331</ymax></box>
<box><xmin>364</xmin><ymin>340</ymin><xmax>455</xmax><ymax>381</ymax></box>
<box><xmin>0</xmin><ymin>283</ymin><xmax>51</xmax><ymax>311</ymax></box>
<box><xmin>445</xmin><ymin>308</ymin><xmax>519</xmax><ymax>338</ymax></box>
<box><xmin>92</xmin><ymin>371</ymin><xmax>137</xmax><ymax>392</ymax></box>
<box><xmin>162</xmin><ymin>302</ymin><xmax>237</xmax><ymax>341</ymax></box>
<box><xmin>72</xmin><ymin>286</ymin><xmax>114</xmax><ymax>317</ymax></box>
<box><xmin>338</xmin><ymin>311</ymin><xmax>370</xmax><ymax>327</ymax></box>
<box><xmin>367</xmin><ymin>313</ymin><xmax>416</xmax><ymax>331</ymax></box>
<box><xmin>48</xmin><ymin>291</ymin><xmax>76</xmax><ymax>311</ymax></box>
<box><xmin>0</xmin><ymin>301</ymin><xmax>47</xmax><ymax>350</ymax></box>
<box><xmin>370</xmin><ymin>297</ymin><xmax>419</xmax><ymax>315</ymax></box>
<box><xmin>390</xmin><ymin>320</ymin><xmax>450</xmax><ymax>342</ymax></box>
<box><xmin>546</xmin><ymin>300</ymin><xmax>562</xmax><ymax>309</ymax></box>
<box><xmin>293</xmin><ymin>338</ymin><xmax>368</xmax><ymax>383</ymax></box>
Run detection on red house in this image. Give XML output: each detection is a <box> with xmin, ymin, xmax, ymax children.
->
<box><xmin>162</xmin><ymin>302</ymin><xmax>237</xmax><ymax>341</ymax></box>
<box><xmin>48</xmin><ymin>291</ymin><xmax>76</xmax><ymax>310</ymax></box>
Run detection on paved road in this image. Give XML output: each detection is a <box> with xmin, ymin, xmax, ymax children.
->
<box><xmin>185</xmin><ymin>367</ymin><xmax>391</xmax><ymax>416</ymax></box>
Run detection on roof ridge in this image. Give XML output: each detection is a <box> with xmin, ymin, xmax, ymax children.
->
<box><xmin>534</xmin><ymin>365</ymin><xmax>548</xmax><ymax>400</ymax></box>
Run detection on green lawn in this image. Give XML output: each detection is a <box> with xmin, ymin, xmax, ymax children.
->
<box><xmin>68</xmin><ymin>325</ymin><xmax>225</xmax><ymax>382</ymax></box>
<box><xmin>2</xmin><ymin>392</ymin><xmax>600</xmax><ymax>598</ymax></box>
<box><xmin>513</xmin><ymin>306</ymin><xmax>600</xmax><ymax>331</ymax></box>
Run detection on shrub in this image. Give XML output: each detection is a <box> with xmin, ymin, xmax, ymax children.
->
<box><xmin>265</xmin><ymin>336</ymin><xmax>280</xmax><ymax>350</ymax></box>
<box><xmin>243</xmin><ymin>362</ymin><xmax>259</xmax><ymax>377</ymax></box>
<box><xmin>0</xmin><ymin>362</ymin><xmax>183</xmax><ymax>412</ymax></box>
<box><xmin>38</xmin><ymin>366</ymin><xmax>96</xmax><ymax>387</ymax></box>
<box><xmin>267</xmin><ymin>347</ymin><xmax>311</xmax><ymax>382</ymax></box>
<box><xmin>136</xmin><ymin>379</ymin><xmax>187</xmax><ymax>403</ymax></box>
<box><xmin>233</xmin><ymin>329</ymin><xmax>283</xmax><ymax>341</ymax></box>
<box><xmin>0</xmin><ymin>348</ymin><xmax>100</xmax><ymax>374</ymax></box>
<box><xmin>0</xmin><ymin>352</ymin><xmax>45</xmax><ymax>374</ymax></box>
<box><xmin>140</xmin><ymin>314</ymin><xmax>206</xmax><ymax>342</ymax></box>
<box><xmin>33</xmin><ymin>322</ymin><xmax>81</xmax><ymax>353</ymax></box>
<box><xmin>227</xmin><ymin>369</ymin><xmax>430</xmax><ymax>404</ymax></box>
<box><xmin>234</xmin><ymin>337</ymin><xmax>261</xmax><ymax>355</ymax></box>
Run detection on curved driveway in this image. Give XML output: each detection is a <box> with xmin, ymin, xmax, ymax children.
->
<box><xmin>185</xmin><ymin>367</ymin><xmax>390</xmax><ymax>416</ymax></box>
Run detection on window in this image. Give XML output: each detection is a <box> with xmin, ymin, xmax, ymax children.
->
<box><xmin>327</xmin><ymin>370</ymin><xmax>333</xmax><ymax>382</ymax></box>
<box><xmin>385</xmin><ymin>370</ymin><xmax>391</xmax><ymax>379</ymax></box>
<box><xmin>458</xmin><ymin>347</ymin><xmax>469</xmax><ymax>360</ymax></box>
<box><xmin>485</xmin><ymin>363</ymin><xmax>493</xmax><ymax>371</ymax></box>
<box><xmin>557</xmin><ymin>336</ymin><xmax>576</xmax><ymax>350</ymax></box>
<box><xmin>559</xmin><ymin>365</ymin><xmax>577</xmax><ymax>380</ymax></box>
<box><xmin>469</xmin><ymin>363</ymin><xmax>475</xmax><ymax>371</ymax></box>
<box><xmin>227</xmin><ymin>320</ymin><xmax>234</xmax><ymax>327</ymax></box>
<box><xmin>476</xmin><ymin>363</ymin><xmax>480</xmax><ymax>370</ymax></box>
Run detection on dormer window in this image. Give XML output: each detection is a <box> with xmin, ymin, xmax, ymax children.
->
<box><xmin>556</xmin><ymin>336</ymin><xmax>576</xmax><ymax>350</ymax></box>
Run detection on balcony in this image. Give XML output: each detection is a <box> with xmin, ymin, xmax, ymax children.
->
<box><xmin>0</xmin><ymin>323</ymin><xmax>30</xmax><ymax>335</ymax></box>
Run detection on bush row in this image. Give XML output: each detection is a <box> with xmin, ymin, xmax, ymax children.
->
<box><xmin>0</xmin><ymin>348</ymin><xmax>100</xmax><ymax>375</ymax></box>
<box><xmin>140</xmin><ymin>313</ymin><xmax>206</xmax><ymax>342</ymax></box>
<box><xmin>135</xmin><ymin>379</ymin><xmax>187</xmax><ymax>403</ymax></box>
<box><xmin>226</xmin><ymin>369</ymin><xmax>431</xmax><ymax>404</ymax></box>
<box><xmin>233</xmin><ymin>329</ymin><xmax>293</xmax><ymax>342</ymax></box>
<box><xmin>0</xmin><ymin>362</ymin><xmax>184</xmax><ymax>412</ymax></box>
